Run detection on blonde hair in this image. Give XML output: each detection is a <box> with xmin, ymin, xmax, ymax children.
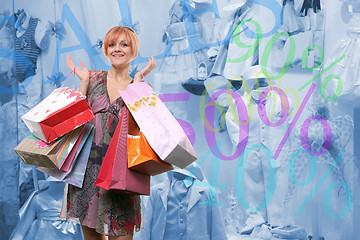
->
<box><xmin>102</xmin><ymin>26</ymin><xmax>139</xmax><ymax>60</ymax></box>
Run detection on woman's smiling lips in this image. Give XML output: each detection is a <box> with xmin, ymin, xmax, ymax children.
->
<box><xmin>111</xmin><ymin>53</ymin><xmax>124</xmax><ymax>58</ymax></box>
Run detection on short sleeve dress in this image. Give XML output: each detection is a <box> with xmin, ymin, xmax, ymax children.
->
<box><xmin>63</xmin><ymin>70</ymin><xmax>142</xmax><ymax>236</ymax></box>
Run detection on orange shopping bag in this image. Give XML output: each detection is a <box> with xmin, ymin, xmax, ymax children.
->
<box><xmin>127</xmin><ymin>131</ymin><xmax>173</xmax><ymax>176</ymax></box>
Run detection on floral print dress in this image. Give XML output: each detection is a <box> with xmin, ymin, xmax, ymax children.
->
<box><xmin>62</xmin><ymin>70</ymin><xmax>141</xmax><ymax>236</ymax></box>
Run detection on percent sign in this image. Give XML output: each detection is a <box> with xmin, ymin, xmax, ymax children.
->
<box><xmin>288</xmin><ymin>149</ymin><xmax>353</xmax><ymax>218</ymax></box>
<box><xmin>262</xmin><ymin>45</ymin><xmax>351</xmax><ymax>217</ymax></box>
<box><xmin>264</xmin><ymin>49</ymin><xmax>346</xmax><ymax>159</ymax></box>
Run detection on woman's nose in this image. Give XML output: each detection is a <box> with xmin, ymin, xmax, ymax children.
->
<box><xmin>114</xmin><ymin>43</ymin><xmax>121</xmax><ymax>51</ymax></box>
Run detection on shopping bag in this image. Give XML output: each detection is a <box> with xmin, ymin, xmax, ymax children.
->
<box><xmin>118</xmin><ymin>82</ymin><xmax>197</xmax><ymax>168</ymax></box>
<box><xmin>95</xmin><ymin>109</ymin><xmax>150</xmax><ymax>195</ymax></box>
<box><xmin>14</xmin><ymin>125</ymin><xmax>86</xmax><ymax>170</ymax></box>
<box><xmin>22</xmin><ymin>87</ymin><xmax>95</xmax><ymax>143</ymax></box>
<box><xmin>37</xmin><ymin>124</ymin><xmax>94</xmax><ymax>188</ymax></box>
<box><xmin>128</xmin><ymin>131</ymin><xmax>174</xmax><ymax>176</ymax></box>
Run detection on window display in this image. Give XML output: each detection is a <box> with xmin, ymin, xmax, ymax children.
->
<box><xmin>1</xmin><ymin>0</ymin><xmax>359</xmax><ymax>239</ymax></box>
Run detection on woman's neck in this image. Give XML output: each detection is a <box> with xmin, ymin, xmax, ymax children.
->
<box><xmin>108</xmin><ymin>66</ymin><xmax>132</xmax><ymax>82</ymax></box>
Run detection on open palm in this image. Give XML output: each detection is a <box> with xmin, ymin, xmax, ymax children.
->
<box><xmin>134</xmin><ymin>56</ymin><xmax>156</xmax><ymax>82</ymax></box>
<box><xmin>66</xmin><ymin>54</ymin><xmax>89</xmax><ymax>82</ymax></box>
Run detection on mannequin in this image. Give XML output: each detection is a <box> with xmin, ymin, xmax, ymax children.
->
<box><xmin>134</xmin><ymin>164</ymin><xmax>228</xmax><ymax>240</ymax></box>
<box><xmin>225</xmin><ymin>65</ymin><xmax>295</xmax><ymax>233</ymax></box>
<box><xmin>10</xmin><ymin>178</ymin><xmax>84</xmax><ymax>240</ymax></box>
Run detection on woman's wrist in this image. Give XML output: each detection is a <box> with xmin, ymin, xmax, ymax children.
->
<box><xmin>78</xmin><ymin>79</ymin><xmax>89</xmax><ymax>95</ymax></box>
<box><xmin>139</xmin><ymin>71</ymin><xmax>145</xmax><ymax>79</ymax></box>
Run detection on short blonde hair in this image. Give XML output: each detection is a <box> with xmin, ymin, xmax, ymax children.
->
<box><xmin>103</xmin><ymin>26</ymin><xmax>139</xmax><ymax>60</ymax></box>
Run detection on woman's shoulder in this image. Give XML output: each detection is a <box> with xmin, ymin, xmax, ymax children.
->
<box><xmin>87</xmin><ymin>70</ymin><xmax>107</xmax><ymax>96</ymax></box>
<box><xmin>89</xmin><ymin>69</ymin><xmax>107</xmax><ymax>82</ymax></box>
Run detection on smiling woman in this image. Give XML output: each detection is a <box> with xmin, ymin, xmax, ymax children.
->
<box><xmin>102</xmin><ymin>26</ymin><xmax>139</xmax><ymax>61</ymax></box>
<box><xmin>63</xmin><ymin>26</ymin><xmax>156</xmax><ymax>240</ymax></box>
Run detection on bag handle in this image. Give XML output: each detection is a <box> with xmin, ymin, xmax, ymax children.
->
<box><xmin>128</xmin><ymin>134</ymin><xmax>140</xmax><ymax>139</ymax></box>
<box><xmin>128</xmin><ymin>125</ymin><xmax>141</xmax><ymax>138</ymax></box>
<box><xmin>139</xmin><ymin>70</ymin><xmax>154</xmax><ymax>88</ymax></box>
<box><xmin>139</xmin><ymin>71</ymin><xmax>145</xmax><ymax>81</ymax></box>
<box><xmin>61</xmin><ymin>68</ymin><xmax>76</xmax><ymax>88</ymax></box>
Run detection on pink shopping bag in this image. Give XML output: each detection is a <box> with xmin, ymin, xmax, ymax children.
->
<box><xmin>118</xmin><ymin>82</ymin><xmax>197</xmax><ymax>169</ymax></box>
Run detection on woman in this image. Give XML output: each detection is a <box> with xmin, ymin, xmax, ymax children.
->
<box><xmin>64</xmin><ymin>26</ymin><xmax>156</xmax><ymax>240</ymax></box>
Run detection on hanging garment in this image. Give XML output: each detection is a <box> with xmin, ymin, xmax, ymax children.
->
<box><xmin>157</xmin><ymin>0</ymin><xmax>212</xmax><ymax>135</ymax></box>
<box><xmin>204</xmin><ymin>4</ymin><xmax>255</xmax><ymax>110</ymax></box>
<box><xmin>271</xmin><ymin>0</ymin><xmax>313</xmax><ymax>69</ymax></box>
<box><xmin>323</xmin><ymin>14</ymin><xmax>360</xmax><ymax>99</ymax></box>
<box><xmin>14</xmin><ymin>17</ymin><xmax>42</xmax><ymax>83</ymax></box>
<box><xmin>9</xmin><ymin>181</ymin><xmax>83</xmax><ymax>240</ymax></box>
<box><xmin>294</xmin><ymin>0</ymin><xmax>312</xmax><ymax>16</ymax></box>
<box><xmin>134</xmin><ymin>168</ymin><xmax>228</xmax><ymax>240</ymax></box>
<box><xmin>283</xmin><ymin>111</ymin><xmax>358</xmax><ymax>239</ymax></box>
<box><xmin>225</xmin><ymin>85</ymin><xmax>295</xmax><ymax>229</ymax></box>
<box><xmin>222</xmin><ymin>7</ymin><xmax>259</xmax><ymax>81</ymax></box>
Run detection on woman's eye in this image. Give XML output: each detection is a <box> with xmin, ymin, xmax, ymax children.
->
<box><xmin>109</xmin><ymin>43</ymin><xmax>115</xmax><ymax>47</ymax></box>
<box><xmin>121</xmin><ymin>43</ymin><xmax>128</xmax><ymax>47</ymax></box>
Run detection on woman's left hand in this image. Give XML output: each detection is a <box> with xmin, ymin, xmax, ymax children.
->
<box><xmin>134</xmin><ymin>56</ymin><xmax>156</xmax><ymax>82</ymax></box>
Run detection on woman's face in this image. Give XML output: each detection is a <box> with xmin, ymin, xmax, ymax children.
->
<box><xmin>106</xmin><ymin>33</ymin><xmax>134</xmax><ymax>67</ymax></box>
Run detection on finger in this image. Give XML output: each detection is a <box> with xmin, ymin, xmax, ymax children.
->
<box><xmin>66</xmin><ymin>54</ymin><xmax>75</xmax><ymax>69</ymax></box>
<box><xmin>151</xmin><ymin>56</ymin><xmax>156</xmax><ymax>67</ymax></box>
<box><xmin>148</xmin><ymin>57</ymin><xmax>153</xmax><ymax>68</ymax></box>
<box><xmin>67</xmin><ymin>54</ymin><xmax>73</xmax><ymax>65</ymax></box>
<box><xmin>67</xmin><ymin>61</ymin><xmax>75</xmax><ymax>71</ymax></box>
<box><xmin>79</xmin><ymin>61</ymin><xmax>88</xmax><ymax>71</ymax></box>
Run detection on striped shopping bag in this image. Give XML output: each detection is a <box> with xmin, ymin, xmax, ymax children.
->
<box><xmin>14</xmin><ymin>125</ymin><xmax>86</xmax><ymax>171</ymax></box>
<box><xmin>37</xmin><ymin>124</ymin><xmax>94</xmax><ymax>187</ymax></box>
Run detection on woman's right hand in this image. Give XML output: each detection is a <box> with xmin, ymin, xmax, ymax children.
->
<box><xmin>67</xmin><ymin>54</ymin><xmax>89</xmax><ymax>82</ymax></box>
<box><xmin>67</xmin><ymin>54</ymin><xmax>89</xmax><ymax>95</ymax></box>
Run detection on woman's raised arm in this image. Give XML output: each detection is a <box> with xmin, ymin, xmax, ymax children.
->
<box><xmin>66</xmin><ymin>54</ymin><xmax>90</xmax><ymax>95</ymax></box>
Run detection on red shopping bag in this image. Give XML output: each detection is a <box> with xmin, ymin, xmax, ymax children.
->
<box><xmin>14</xmin><ymin>125</ymin><xmax>87</xmax><ymax>171</ymax></box>
<box><xmin>95</xmin><ymin>109</ymin><xmax>150</xmax><ymax>195</ymax></box>
<box><xmin>22</xmin><ymin>87</ymin><xmax>95</xmax><ymax>143</ymax></box>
